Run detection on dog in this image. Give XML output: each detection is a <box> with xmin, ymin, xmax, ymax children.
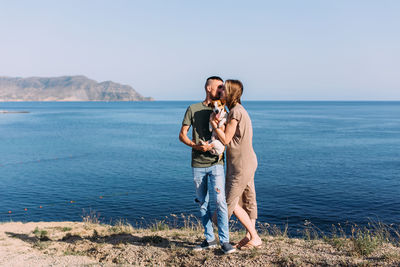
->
<box><xmin>201</xmin><ymin>100</ymin><xmax>228</xmax><ymax>159</ymax></box>
<box><xmin>209</xmin><ymin>99</ymin><xmax>228</xmax><ymax>132</ymax></box>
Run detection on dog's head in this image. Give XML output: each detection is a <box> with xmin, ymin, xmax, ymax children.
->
<box><xmin>211</xmin><ymin>100</ymin><xmax>226</xmax><ymax>119</ymax></box>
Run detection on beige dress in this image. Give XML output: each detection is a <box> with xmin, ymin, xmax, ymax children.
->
<box><xmin>226</xmin><ymin>103</ymin><xmax>258</xmax><ymax>219</ymax></box>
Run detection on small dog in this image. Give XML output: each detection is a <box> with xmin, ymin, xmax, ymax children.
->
<box><xmin>209</xmin><ymin>99</ymin><xmax>228</xmax><ymax>132</ymax></box>
<box><xmin>202</xmin><ymin>100</ymin><xmax>228</xmax><ymax>159</ymax></box>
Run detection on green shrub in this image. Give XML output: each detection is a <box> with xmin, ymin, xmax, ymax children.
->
<box><xmin>33</xmin><ymin>227</ymin><xmax>50</xmax><ymax>241</ymax></box>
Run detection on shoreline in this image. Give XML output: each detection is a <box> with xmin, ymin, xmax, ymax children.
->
<box><xmin>1</xmin><ymin>221</ymin><xmax>399</xmax><ymax>266</ymax></box>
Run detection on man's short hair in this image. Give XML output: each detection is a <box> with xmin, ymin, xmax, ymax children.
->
<box><xmin>205</xmin><ymin>76</ymin><xmax>223</xmax><ymax>90</ymax></box>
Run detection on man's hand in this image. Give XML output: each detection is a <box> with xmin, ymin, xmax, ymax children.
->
<box><xmin>179</xmin><ymin>125</ymin><xmax>214</xmax><ymax>152</ymax></box>
<box><xmin>193</xmin><ymin>140</ymin><xmax>214</xmax><ymax>152</ymax></box>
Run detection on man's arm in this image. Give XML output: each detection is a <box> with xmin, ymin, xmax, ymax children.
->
<box><xmin>179</xmin><ymin>125</ymin><xmax>213</xmax><ymax>152</ymax></box>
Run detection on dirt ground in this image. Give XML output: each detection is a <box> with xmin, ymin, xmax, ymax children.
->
<box><xmin>1</xmin><ymin>221</ymin><xmax>399</xmax><ymax>266</ymax></box>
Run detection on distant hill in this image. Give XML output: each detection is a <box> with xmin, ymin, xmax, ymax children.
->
<box><xmin>0</xmin><ymin>76</ymin><xmax>153</xmax><ymax>101</ymax></box>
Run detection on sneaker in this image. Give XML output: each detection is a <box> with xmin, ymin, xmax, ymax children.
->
<box><xmin>193</xmin><ymin>239</ymin><xmax>217</xmax><ymax>251</ymax></box>
<box><xmin>221</xmin><ymin>242</ymin><xmax>236</xmax><ymax>254</ymax></box>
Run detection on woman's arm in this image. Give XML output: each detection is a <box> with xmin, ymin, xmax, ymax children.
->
<box><xmin>211</xmin><ymin>115</ymin><xmax>238</xmax><ymax>146</ymax></box>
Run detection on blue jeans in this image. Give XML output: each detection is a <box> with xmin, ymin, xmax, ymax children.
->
<box><xmin>193</xmin><ymin>164</ymin><xmax>229</xmax><ymax>244</ymax></box>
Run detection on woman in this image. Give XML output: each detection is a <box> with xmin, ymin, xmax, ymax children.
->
<box><xmin>210</xmin><ymin>79</ymin><xmax>262</xmax><ymax>249</ymax></box>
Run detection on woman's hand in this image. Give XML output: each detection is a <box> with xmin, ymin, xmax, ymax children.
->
<box><xmin>210</xmin><ymin>113</ymin><xmax>219</xmax><ymax>130</ymax></box>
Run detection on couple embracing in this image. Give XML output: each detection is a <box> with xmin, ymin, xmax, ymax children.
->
<box><xmin>179</xmin><ymin>76</ymin><xmax>262</xmax><ymax>254</ymax></box>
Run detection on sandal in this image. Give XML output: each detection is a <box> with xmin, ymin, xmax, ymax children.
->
<box><xmin>239</xmin><ymin>242</ymin><xmax>262</xmax><ymax>250</ymax></box>
<box><xmin>234</xmin><ymin>237</ymin><xmax>249</xmax><ymax>249</ymax></box>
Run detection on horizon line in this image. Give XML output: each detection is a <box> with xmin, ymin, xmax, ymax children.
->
<box><xmin>155</xmin><ymin>99</ymin><xmax>400</xmax><ymax>102</ymax></box>
<box><xmin>1</xmin><ymin>100</ymin><xmax>400</xmax><ymax>103</ymax></box>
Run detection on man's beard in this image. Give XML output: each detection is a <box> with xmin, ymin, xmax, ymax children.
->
<box><xmin>211</xmin><ymin>92</ymin><xmax>221</xmax><ymax>100</ymax></box>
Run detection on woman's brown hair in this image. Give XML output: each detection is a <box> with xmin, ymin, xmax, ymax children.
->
<box><xmin>224</xmin><ymin>79</ymin><xmax>243</xmax><ymax>110</ymax></box>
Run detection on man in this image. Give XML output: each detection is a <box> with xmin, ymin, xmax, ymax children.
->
<box><xmin>179</xmin><ymin>76</ymin><xmax>235</xmax><ymax>254</ymax></box>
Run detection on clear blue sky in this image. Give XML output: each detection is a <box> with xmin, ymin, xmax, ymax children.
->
<box><xmin>1</xmin><ymin>1</ymin><xmax>399</xmax><ymax>100</ymax></box>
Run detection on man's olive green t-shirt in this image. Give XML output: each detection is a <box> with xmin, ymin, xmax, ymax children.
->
<box><xmin>182</xmin><ymin>102</ymin><xmax>224</xmax><ymax>168</ymax></box>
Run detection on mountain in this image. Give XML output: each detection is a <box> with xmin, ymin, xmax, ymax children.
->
<box><xmin>0</xmin><ymin>76</ymin><xmax>153</xmax><ymax>101</ymax></box>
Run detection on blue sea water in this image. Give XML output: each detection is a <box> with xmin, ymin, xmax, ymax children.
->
<box><xmin>1</xmin><ymin>101</ymin><xmax>399</xmax><ymax>235</ymax></box>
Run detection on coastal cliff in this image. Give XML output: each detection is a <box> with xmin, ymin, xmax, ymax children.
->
<box><xmin>0</xmin><ymin>76</ymin><xmax>153</xmax><ymax>101</ymax></box>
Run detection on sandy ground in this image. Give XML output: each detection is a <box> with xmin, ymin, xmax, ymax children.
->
<box><xmin>1</xmin><ymin>221</ymin><xmax>400</xmax><ymax>266</ymax></box>
<box><xmin>0</xmin><ymin>222</ymin><xmax>99</xmax><ymax>267</ymax></box>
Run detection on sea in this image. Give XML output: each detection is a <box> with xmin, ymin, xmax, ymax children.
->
<box><xmin>1</xmin><ymin>101</ymin><xmax>399</xmax><ymax>236</ymax></box>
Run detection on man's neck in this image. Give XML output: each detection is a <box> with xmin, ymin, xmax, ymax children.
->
<box><xmin>203</xmin><ymin>100</ymin><xmax>211</xmax><ymax>106</ymax></box>
<box><xmin>203</xmin><ymin>96</ymin><xmax>212</xmax><ymax>106</ymax></box>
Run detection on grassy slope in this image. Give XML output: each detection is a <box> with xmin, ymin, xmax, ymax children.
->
<box><xmin>1</xmin><ymin>220</ymin><xmax>400</xmax><ymax>266</ymax></box>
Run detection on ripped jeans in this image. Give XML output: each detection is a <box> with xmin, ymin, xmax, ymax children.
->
<box><xmin>193</xmin><ymin>164</ymin><xmax>229</xmax><ymax>244</ymax></box>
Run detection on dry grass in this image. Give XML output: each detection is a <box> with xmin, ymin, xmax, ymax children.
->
<box><xmin>1</xmin><ymin>215</ymin><xmax>399</xmax><ymax>266</ymax></box>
